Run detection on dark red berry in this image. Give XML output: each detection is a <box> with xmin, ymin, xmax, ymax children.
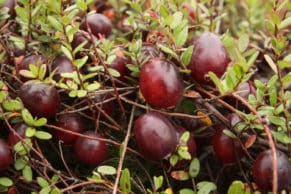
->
<box><xmin>8</xmin><ymin>123</ymin><xmax>27</xmax><ymax>146</ymax></box>
<box><xmin>72</xmin><ymin>31</ymin><xmax>91</xmax><ymax>49</ymax></box>
<box><xmin>16</xmin><ymin>54</ymin><xmax>46</xmax><ymax>81</ymax></box>
<box><xmin>108</xmin><ymin>55</ymin><xmax>129</xmax><ymax>82</ymax></box>
<box><xmin>189</xmin><ymin>32</ymin><xmax>230</xmax><ymax>84</ymax></box>
<box><xmin>74</xmin><ymin>131</ymin><xmax>108</xmax><ymax>166</ymax></box>
<box><xmin>54</xmin><ymin>114</ymin><xmax>85</xmax><ymax>145</ymax></box>
<box><xmin>19</xmin><ymin>83</ymin><xmax>60</xmax><ymax>119</ymax></box>
<box><xmin>226</xmin><ymin>113</ymin><xmax>242</xmax><ymax>127</ymax></box>
<box><xmin>139</xmin><ymin>58</ymin><xmax>183</xmax><ymax>108</ymax></box>
<box><xmin>236</xmin><ymin>82</ymin><xmax>255</xmax><ymax>99</ymax></box>
<box><xmin>0</xmin><ymin>139</ymin><xmax>13</xmax><ymax>171</ymax></box>
<box><xmin>212</xmin><ymin>126</ymin><xmax>244</xmax><ymax>164</ymax></box>
<box><xmin>91</xmin><ymin>93</ymin><xmax>114</xmax><ymax>116</ymax></box>
<box><xmin>252</xmin><ymin>149</ymin><xmax>291</xmax><ymax>191</ymax></box>
<box><xmin>80</xmin><ymin>13</ymin><xmax>112</xmax><ymax>38</ymax></box>
<box><xmin>134</xmin><ymin>112</ymin><xmax>177</xmax><ymax>161</ymax></box>
<box><xmin>51</xmin><ymin>55</ymin><xmax>75</xmax><ymax>81</ymax></box>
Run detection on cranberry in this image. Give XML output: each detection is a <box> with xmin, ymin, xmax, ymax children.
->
<box><xmin>54</xmin><ymin>113</ymin><xmax>85</xmax><ymax>145</ymax></box>
<box><xmin>134</xmin><ymin>112</ymin><xmax>177</xmax><ymax>161</ymax></box>
<box><xmin>18</xmin><ymin>83</ymin><xmax>60</xmax><ymax>119</ymax></box>
<box><xmin>74</xmin><ymin>131</ymin><xmax>108</xmax><ymax>166</ymax></box>
<box><xmin>212</xmin><ymin>125</ymin><xmax>244</xmax><ymax>164</ymax></box>
<box><xmin>0</xmin><ymin>139</ymin><xmax>13</xmax><ymax>171</ymax></box>
<box><xmin>51</xmin><ymin>55</ymin><xmax>75</xmax><ymax>81</ymax></box>
<box><xmin>72</xmin><ymin>31</ymin><xmax>91</xmax><ymax>49</ymax></box>
<box><xmin>252</xmin><ymin>149</ymin><xmax>291</xmax><ymax>191</ymax></box>
<box><xmin>189</xmin><ymin>32</ymin><xmax>230</xmax><ymax>84</ymax></box>
<box><xmin>8</xmin><ymin>123</ymin><xmax>27</xmax><ymax>146</ymax></box>
<box><xmin>80</xmin><ymin>13</ymin><xmax>112</xmax><ymax>38</ymax></box>
<box><xmin>139</xmin><ymin>58</ymin><xmax>183</xmax><ymax>108</ymax></box>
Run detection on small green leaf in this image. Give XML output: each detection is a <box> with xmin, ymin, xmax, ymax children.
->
<box><xmin>22</xmin><ymin>165</ymin><xmax>33</xmax><ymax>182</ymax></box>
<box><xmin>0</xmin><ymin>177</ymin><xmax>13</xmax><ymax>187</ymax></box>
<box><xmin>171</xmin><ymin>171</ymin><xmax>189</xmax><ymax>181</ymax></box>
<box><xmin>174</xmin><ymin>26</ymin><xmax>188</xmax><ymax>47</ymax></box>
<box><xmin>108</xmin><ymin>68</ymin><xmax>121</xmax><ymax>77</ymax></box>
<box><xmin>86</xmin><ymin>82</ymin><xmax>100</xmax><ymax>91</ymax></box>
<box><xmin>74</xmin><ymin>56</ymin><xmax>88</xmax><ymax>69</ymax></box>
<box><xmin>21</xmin><ymin>109</ymin><xmax>34</xmax><ymax>126</ymax></box>
<box><xmin>61</xmin><ymin>45</ymin><xmax>73</xmax><ymax>61</ymax></box>
<box><xmin>76</xmin><ymin>0</ymin><xmax>87</xmax><ymax>11</ymax></box>
<box><xmin>264</xmin><ymin>54</ymin><xmax>277</xmax><ymax>73</ymax></box>
<box><xmin>37</xmin><ymin>177</ymin><xmax>49</xmax><ymax>188</ymax></box>
<box><xmin>208</xmin><ymin>72</ymin><xmax>225</xmax><ymax>94</ymax></box>
<box><xmin>50</xmin><ymin>188</ymin><xmax>61</xmax><ymax>194</ymax></box>
<box><xmin>35</xmin><ymin>131</ymin><xmax>52</xmax><ymax>140</ymax></box>
<box><xmin>157</xmin><ymin>44</ymin><xmax>179</xmax><ymax>60</ymax></box>
<box><xmin>48</xmin><ymin>15</ymin><xmax>63</xmax><ymax>32</ymax></box>
<box><xmin>189</xmin><ymin>158</ymin><xmax>200</xmax><ymax>178</ymax></box>
<box><xmin>19</xmin><ymin>70</ymin><xmax>36</xmax><ymax>78</ymax></box>
<box><xmin>178</xmin><ymin>146</ymin><xmax>191</xmax><ymax>160</ymax></box>
<box><xmin>40</xmin><ymin>186</ymin><xmax>51</xmax><ymax>194</ymax></box>
<box><xmin>15</xmin><ymin>6</ymin><xmax>29</xmax><ymax>22</ymax></box>
<box><xmin>77</xmin><ymin>90</ymin><xmax>87</xmax><ymax>98</ymax></box>
<box><xmin>238</xmin><ymin>34</ymin><xmax>249</xmax><ymax>52</ymax></box>
<box><xmin>153</xmin><ymin>176</ymin><xmax>163</xmax><ymax>190</ymax></box>
<box><xmin>179</xmin><ymin>189</ymin><xmax>195</xmax><ymax>194</ymax></box>
<box><xmin>170</xmin><ymin>154</ymin><xmax>179</xmax><ymax>166</ymax></box>
<box><xmin>223</xmin><ymin>129</ymin><xmax>236</xmax><ymax>139</ymax></box>
<box><xmin>268</xmin><ymin>116</ymin><xmax>286</xmax><ymax>127</ymax></box>
<box><xmin>14</xmin><ymin>157</ymin><xmax>27</xmax><ymax>170</ymax></box>
<box><xmin>181</xmin><ymin>46</ymin><xmax>193</xmax><ymax>66</ymax></box>
<box><xmin>282</xmin><ymin>73</ymin><xmax>291</xmax><ymax>83</ymax></box>
<box><xmin>170</xmin><ymin>12</ymin><xmax>183</xmax><ymax>29</ymax></box>
<box><xmin>197</xmin><ymin>181</ymin><xmax>217</xmax><ymax>194</ymax></box>
<box><xmin>25</xmin><ymin>127</ymin><xmax>36</xmax><ymax>137</ymax></box>
<box><xmin>2</xmin><ymin>99</ymin><xmax>22</xmax><ymax>111</ymax></box>
<box><xmin>227</xmin><ymin>180</ymin><xmax>251</xmax><ymax>194</ymax></box>
<box><xmin>34</xmin><ymin>118</ymin><xmax>47</xmax><ymax>127</ymax></box>
<box><xmin>97</xmin><ymin>165</ymin><xmax>117</xmax><ymax>175</ymax></box>
<box><xmin>120</xmin><ymin>168</ymin><xmax>131</xmax><ymax>194</ymax></box>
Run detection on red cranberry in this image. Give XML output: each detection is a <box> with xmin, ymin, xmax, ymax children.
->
<box><xmin>74</xmin><ymin>131</ymin><xmax>108</xmax><ymax>166</ymax></box>
<box><xmin>54</xmin><ymin>114</ymin><xmax>85</xmax><ymax>145</ymax></box>
<box><xmin>80</xmin><ymin>13</ymin><xmax>112</xmax><ymax>38</ymax></box>
<box><xmin>0</xmin><ymin>139</ymin><xmax>13</xmax><ymax>171</ymax></box>
<box><xmin>189</xmin><ymin>32</ymin><xmax>230</xmax><ymax>84</ymax></box>
<box><xmin>212</xmin><ymin>126</ymin><xmax>244</xmax><ymax>164</ymax></box>
<box><xmin>108</xmin><ymin>55</ymin><xmax>129</xmax><ymax>82</ymax></box>
<box><xmin>134</xmin><ymin>112</ymin><xmax>177</xmax><ymax>161</ymax></box>
<box><xmin>16</xmin><ymin>54</ymin><xmax>46</xmax><ymax>81</ymax></box>
<box><xmin>72</xmin><ymin>31</ymin><xmax>91</xmax><ymax>49</ymax></box>
<box><xmin>51</xmin><ymin>55</ymin><xmax>75</xmax><ymax>81</ymax></box>
<box><xmin>8</xmin><ymin>123</ymin><xmax>27</xmax><ymax>146</ymax></box>
<box><xmin>139</xmin><ymin>58</ymin><xmax>183</xmax><ymax>108</ymax></box>
<box><xmin>252</xmin><ymin>149</ymin><xmax>291</xmax><ymax>191</ymax></box>
<box><xmin>18</xmin><ymin>83</ymin><xmax>60</xmax><ymax>119</ymax></box>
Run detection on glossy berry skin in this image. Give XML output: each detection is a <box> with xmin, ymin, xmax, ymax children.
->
<box><xmin>74</xmin><ymin>131</ymin><xmax>108</xmax><ymax>166</ymax></box>
<box><xmin>236</xmin><ymin>82</ymin><xmax>255</xmax><ymax>99</ymax></box>
<box><xmin>54</xmin><ymin>114</ymin><xmax>85</xmax><ymax>145</ymax></box>
<box><xmin>212</xmin><ymin>126</ymin><xmax>243</xmax><ymax>164</ymax></box>
<box><xmin>0</xmin><ymin>139</ymin><xmax>13</xmax><ymax>171</ymax></box>
<box><xmin>134</xmin><ymin>112</ymin><xmax>177</xmax><ymax>161</ymax></box>
<box><xmin>72</xmin><ymin>31</ymin><xmax>91</xmax><ymax>49</ymax></box>
<box><xmin>19</xmin><ymin>83</ymin><xmax>60</xmax><ymax>119</ymax></box>
<box><xmin>189</xmin><ymin>32</ymin><xmax>230</xmax><ymax>84</ymax></box>
<box><xmin>80</xmin><ymin>13</ymin><xmax>112</xmax><ymax>38</ymax></box>
<box><xmin>8</xmin><ymin>123</ymin><xmax>27</xmax><ymax>146</ymax></box>
<box><xmin>16</xmin><ymin>54</ymin><xmax>45</xmax><ymax>81</ymax></box>
<box><xmin>252</xmin><ymin>149</ymin><xmax>291</xmax><ymax>191</ymax></box>
<box><xmin>139</xmin><ymin>58</ymin><xmax>183</xmax><ymax>108</ymax></box>
<box><xmin>108</xmin><ymin>56</ymin><xmax>129</xmax><ymax>82</ymax></box>
<box><xmin>51</xmin><ymin>55</ymin><xmax>74</xmax><ymax>81</ymax></box>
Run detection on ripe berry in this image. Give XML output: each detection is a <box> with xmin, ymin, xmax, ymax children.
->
<box><xmin>72</xmin><ymin>31</ymin><xmax>91</xmax><ymax>49</ymax></box>
<box><xmin>252</xmin><ymin>149</ymin><xmax>291</xmax><ymax>191</ymax></box>
<box><xmin>236</xmin><ymin>82</ymin><xmax>255</xmax><ymax>99</ymax></box>
<box><xmin>189</xmin><ymin>32</ymin><xmax>230</xmax><ymax>84</ymax></box>
<box><xmin>19</xmin><ymin>83</ymin><xmax>60</xmax><ymax>119</ymax></box>
<box><xmin>139</xmin><ymin>58</ymin><xmax>183</xmax><ymax>108</ymax></box>
<box><xmin>80</xmin><ymin>13</ymin><xmax>112</xmax><ymax>38</ymax></box>
<box><xmin>16</xmin><ymin>54</ymin><xmax>45</xmax><ymax>81</ymax></box>
<box><xmin>108</xmin><ymin>56</ymin><xmax>129</xmax><ymax>82</ymax></box>
<box><xmin>91</xmin><ymin>93</ymin><xmax>114</xmax><ymax>116</ymax></box>
<box><xmin>8</xmin><ymin>123</ymin><xmax>27</xmax><ymax>146</ymax></box>
<box><xmin>54</xmin><ymin>114</ymin><xmax>85</xmax><ymax>145</ymax></box>
<box><xmin>134</xmin><ymin>112</ymin><xmax>177</xmax><ymax>161</ymax></box>
<box><xmin>51</xmin><ymin>55</ymin><xmax>75</xmax><ymax>81</ymax></box>
<box><xmin>0</xmin><ymin>139</ymin><xmax>13</xmax><ymax>171</ymax></box>
<box><xmin>212</xmin><ymin>126</ymin><xmax>244</xmax><ymax>164</ymax></box>
<box><xmin>74</xmin><ymin>131</ymin><xmax>108</xmax><ymax>166</ymax></box>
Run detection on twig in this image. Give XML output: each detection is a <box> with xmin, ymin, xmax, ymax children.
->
<box><xmin>112</xmin><ymin>103</ymin><xmax>136</xmax><ymax>194</ymax></box>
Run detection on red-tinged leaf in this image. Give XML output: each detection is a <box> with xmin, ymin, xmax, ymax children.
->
<box><xmin>244</xmin><ymin>135</ymin><xmax>256</xmax><ymax>148</ymax></box>
<box><xmin>8</xmin><ymin>187</ymin><xmax>17</xmax><ymax>194</ymax></box>
<box><xmin>171</xmin><ymin>170</ymin><xmax>189</xmax><ymax>181</ymax></box>
<box><xmin>183</xmin><ymin>90</ymin><xmax>201</xmax><ymax>98</ymax></box>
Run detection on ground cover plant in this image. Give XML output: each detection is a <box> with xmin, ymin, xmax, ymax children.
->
<box><xmin>0</xmin><ymin>0</ymin><xmax>290</xmax><ymax>193</ymax></box>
